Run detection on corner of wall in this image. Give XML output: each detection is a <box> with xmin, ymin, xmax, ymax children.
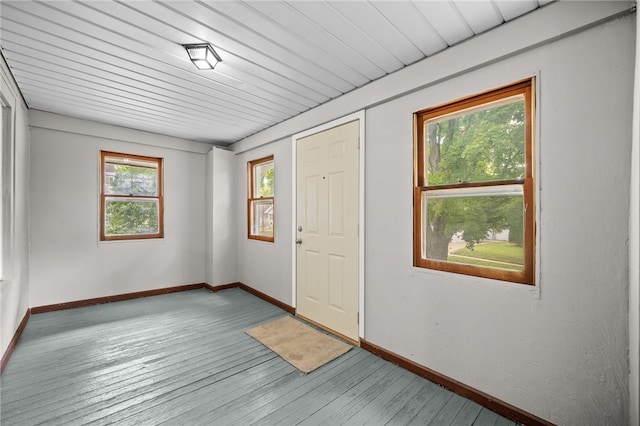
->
<box><xmin>0</xmin><ymin>48</ymin><xmax>31</xmax><ymax>360</ymax></box>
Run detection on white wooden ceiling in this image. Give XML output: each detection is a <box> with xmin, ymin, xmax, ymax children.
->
<box><xmin>0</xmin><ymin>0</ymin><xmax>551</xmax><ymax>145</ymax></box>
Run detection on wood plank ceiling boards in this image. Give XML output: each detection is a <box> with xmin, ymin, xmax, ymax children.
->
<box><xmin>0</xmin><ymin>0</ymin><xmax>550</xmax><ymax>145</ymax></box>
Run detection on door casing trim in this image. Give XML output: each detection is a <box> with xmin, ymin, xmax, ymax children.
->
<box><xmin>291</xmin><ymin>110</ymin><xmax>365</xmax><ymax>339</ymax></box>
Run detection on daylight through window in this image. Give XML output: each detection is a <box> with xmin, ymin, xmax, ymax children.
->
<box><xmin>414</xmin><ymin>79</ymin><xmax>535</xmax><ymax>285</ymax></box>
<box><xmin>248</xmin><ymin>155</ymin><xmax>274</xmax><ymax>242</ymax></box>
<box><xmin>100</xmin><ymin>151</ymin><xmax>164</xmax><ymax>241</ymax></box>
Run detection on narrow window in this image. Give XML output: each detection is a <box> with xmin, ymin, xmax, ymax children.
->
<box><xmin>414</xmin><ymin>79</ymin><xmax>535</xmax><ymax>285</ymax></box>
<box><xmin>248</xmin><ymin>155</ymin><xmax>274</xmax><ymax>242</ymax></box>
<box><xmin>100</xmin><ymin>151</ymin><xmax>163</xmax><ymax>241</ymax></box>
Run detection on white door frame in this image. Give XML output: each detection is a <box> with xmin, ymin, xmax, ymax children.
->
<box><xmin>291</xmin><ymin>110</ymin><xmax>365</xmax><ymax>339</ymax></box>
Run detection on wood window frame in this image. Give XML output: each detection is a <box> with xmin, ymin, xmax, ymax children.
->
<box><xmin>413</xmin><ymin>78</ymin><xmax>535</xmax><ymax>285</ymax></box>
<box><xmin>100</xmin><ymin>151</ymin><xmax>164</xmax><ymax>241</ymax></box>
<box><xmin>247</xmin><ymin>155</ymin><xmax>275</xmax><ymax>242</ymax></box>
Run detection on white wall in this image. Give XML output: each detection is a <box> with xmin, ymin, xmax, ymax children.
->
<box><xmin>206</xmin><ymin>147</ymin><xmax>237</xmax><ymax>286</ymax></box>
<box><xmin>232</xmin><ymin>3</ymin><xmax>636</xmax><ymax>425</ymax></box>
<box><xmin>0</xmin><ymin>54</ymin><xmax>30</xmax><ymax>358</ymax></box>
<box><xmin>235</xmin><ymin>138</ymin><xmax>292</xmax><ymax>304</ymax></box>
<box><xmin>365</xmin><ymin>15</ymin><xmax>633</xmax><ymax>425</ymax></box>
<box><xmin>28</xmin><ymin>111</ymin><xmax>210</xmax><ymax>307</ymax></box>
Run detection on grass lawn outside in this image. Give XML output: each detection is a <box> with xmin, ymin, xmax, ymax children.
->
<box><xmin>449</xmin><ymin>241</ymin><xmax>524</xmax><ymax>271</ymax></box>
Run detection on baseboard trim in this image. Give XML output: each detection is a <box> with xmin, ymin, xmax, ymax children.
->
<box><xmin>1</xmin><ymin>308</ymin><xmax>31</xmax><ymax>375</ymax></box>
<box><xmin>203</xmin><ymin>282</ymin><xmax>241</xmax><ymax>293</ymax></box>
<box><xmin>359</xmin><ymin>339</ymin><xmax>553</xmax><ymax>426</ymax></box>
<box><xmin>31</xmin><ymin>283</ymin><xmax>207</xmax><ymax>314</ymax></box>
<box><xmin>203</xmin><ymin>282</ymin><xmax>295</xmax><ymax>315</ymax></box>
<box><xmin>237</xmin><ymin>283</ymin><xmax>295</xmax><ymax>315</ymax></box>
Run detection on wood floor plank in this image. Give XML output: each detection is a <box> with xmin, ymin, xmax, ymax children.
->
<box><xmin>494</xmin><ymin>416</ymin><xmax>519</xmax><ymax>426</ymax></box>
<box><xmin>360</xmin><ymin>375</ymin><xmax>427</xmax><ymax>425</ymax></box>
<box><xmin>46</xmin><ymin>332</ymin><xmax>282</xmax><ymax>423</ymax></box>
<box><xmin>305</xmin><ymin>361</ymin><xmax>405</xmax><ymax>425</ymax></box>
<box><xmin>217</xmin><ymin>350</ymin><xmax>367</xmax><ymax>425</ymax></box>
<box><xmin>383</xmin><ymin>379</ymin><xmax>447</xmax><ymax>425</ymax></box>
<box><xmin>179</xmin><ymin>365</ymin><xmax>304</xmax><ymax>425</ymax></box>
<box><xmin>342</xmin><ymin>368</ymin><xmax>418</xmax><ymax>424</ymax></box>
<box><xmin>126</xmin><ymin>358</ymin><xmax>296</xmax><ymax>425</ymax></box>
<box><xmin>254</xmin><ymin>348</ymin><xmax>387</xmax><ymax>425</ymax></box>
<box><xmin>3</xmin><ymin>314</ymin><xmax>284</xmax><ymax>422</ymax></box>
<box><xmin>452</xmin><ymin>399</ymin><xmax>484</xmax><ymax>424</ymax></box>
<box><xmin>0</xmin><ymin>288</ymin><xmax>518</xmax><ymax>426</ymax></box>
<box><xmin>426</xmin><ymin>393</ymin><xmax>469</xmax><ymax>425</ymax></box>
<box><xmin>405</xmin><ymin>383</ymin><xmax>456</xmax><ymax>425</ymax></box>
<box><xmin>39</xmin><ymin>348</ymin><xmax>276</xmax><ymax>425</ymax></box>
<box><xmin>473</xmin><ymin>407</ymin><xmax>506</xmax><ymax>426</ymax></box>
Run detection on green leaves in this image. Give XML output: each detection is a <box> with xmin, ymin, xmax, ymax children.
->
<box><xmin>105</xmin><ymin>199</ymin><xmax>159</xmax><ymax>236</ymax></box>
<box><xmin>425</xmin><ymin>99</ymin><xmax>526</xmax><ymax>261</ymax></box>
<box><xmin>427</xmin><ymin>101</ymin><xmax>525</xmax><ymax>185</ymax></box>
<box><xmin>259</xmin><ymin>165</ymin><xmax>274</xmax><ymax>197</ymax></box>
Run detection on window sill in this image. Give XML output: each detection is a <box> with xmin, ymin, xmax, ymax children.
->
<box><xmin>410</xmin><ymin>265</ymin><xmax>540</xmax><ymax>299</ymax></box>
<box><xmin>98</xmin><ymin>237</ymin><xmax>165</xmax><ymax>245</ymax></box>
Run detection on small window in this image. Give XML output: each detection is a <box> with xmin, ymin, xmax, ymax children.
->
<box><xmin>414</xmin><ymin>79</ymin><xmax>535</xmax><ymax>285</ymax></box>
<box><xmin>100</xmin><ymin>151</ymin><xmax>163</xmax><ymax>241</ymax></box>
<box><xmin>248</xmin><ymin>155</ymin><xmax>274</xmax><ymax>242</ymax></box>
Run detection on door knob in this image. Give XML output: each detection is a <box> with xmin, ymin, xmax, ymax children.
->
<box><xmin>295</xmin><ymin>238</ymin><xmax>303</xmax><ymax>245</ymax></box>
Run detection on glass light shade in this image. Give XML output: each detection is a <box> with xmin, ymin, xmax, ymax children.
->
<box><xmin>183</xmin><ymin>43</ymin><xmax>221</xmax><ymax>70</ymax></box>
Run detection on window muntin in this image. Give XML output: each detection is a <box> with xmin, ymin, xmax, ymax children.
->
<box><xmin>248</xmin><ymin>155</ymin><xmax>274</xmax><ymax>242</ymax></box>
<box><xmin>100</xmin><ymin>151</ymin><xmax>163</xmax><ymax>241</ymax></box>
<box><xmin>414</xmin><ymin>79</ymin><xmax>534</xmax><ymax>285</ymax></box>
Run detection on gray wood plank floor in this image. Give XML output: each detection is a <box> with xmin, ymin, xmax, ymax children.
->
<box><xmin>1</xmin><ymin>288</ymin><xmax>517</xmax><ymax>425</ymax></box>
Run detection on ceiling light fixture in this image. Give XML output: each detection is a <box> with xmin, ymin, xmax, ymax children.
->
<box><xmin>182</xmin><ymin>43</ymin><xmax>221</xmax><ymax>70</ymax></box>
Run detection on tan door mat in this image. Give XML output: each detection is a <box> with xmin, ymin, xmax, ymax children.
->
<box><xmin>246</xmin><ymin>316</ymin><xmax>352</xmax><ymax>374</ymax></box>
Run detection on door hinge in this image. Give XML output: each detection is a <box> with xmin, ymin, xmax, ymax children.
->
<box><xmin>357</xmin><ymin>312</ymin><xmax>359</xmax><ymax>325</ymax></box>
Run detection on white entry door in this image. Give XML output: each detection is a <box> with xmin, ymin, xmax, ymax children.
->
<box><xmin>296</xmin><ymin>119</ymin><xmax>359</xmax><ymax>342</ymax></box>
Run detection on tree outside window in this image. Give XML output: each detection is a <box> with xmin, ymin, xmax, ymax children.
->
<box><xmin>414</xmin><ymin>79</ymin><xmax>535</xmax><ymax>285</ymax></box>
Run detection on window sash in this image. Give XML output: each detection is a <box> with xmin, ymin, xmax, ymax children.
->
<box><xmin>421</xmin><ymin>190</ymin><xmax>525</xmax><ymax>267</ymax></box>
<box><xmin>249</xmin><ymin>198</ymin><xmax>274</xmax><ymax>240</ymax></box>
<box><xmin>100</xmin><ymin>151</ymin><xmax>164</xmax><ymax>241</ymax></box>
<box><xmin>103</xmin><ymin>197</ymin><xmax>161</xmax><ymax>237</ymax></box>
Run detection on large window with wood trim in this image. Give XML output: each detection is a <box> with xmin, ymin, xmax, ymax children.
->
<box><xmin>100</xmin><ymin>151</ymin><xmax>164</xmax><ymax>241</ymax></box>
<box><xmin>414</xmin><ymin>79</ymin><xmax>535</xmax><ymax>285</ymax></box>
<box><xmin>248</xmin><ymin>155</ymin><xmax>274</xmax><ymax>242</ymax></box>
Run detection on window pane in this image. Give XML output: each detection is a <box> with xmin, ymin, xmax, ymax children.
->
<box><xmin>423</xmin><ymin>192</ymin><xmax>524</xmax><ymax>271</ymax></box>
<box><xmin>251</xmin><ymin>199</ymin><xmax>274</xmax><ymax>237</ymax></box>
<box><xmin>254</xmin><ymin>161</ymin><xmax>274</xmax><ymax>197</ymax></box>
<box><xmin>426</xmin><ymin>95</ymin><xmax>525</xmax><ymax>186</ymax></box>
<box><xmin>104</xmin><ymin>159</ymin><xmax>158</xmax><ymax>196</ymax></box>
<box><xmin>105</xmin><ymin>198</ymin><xmax>159</xmax><ymax>236</ymax></box>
